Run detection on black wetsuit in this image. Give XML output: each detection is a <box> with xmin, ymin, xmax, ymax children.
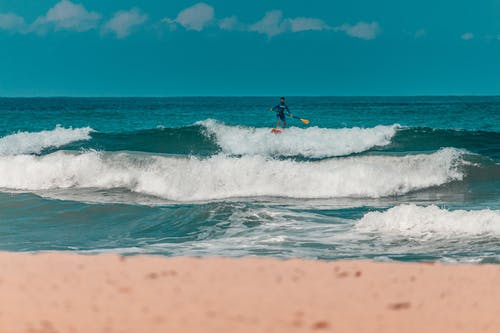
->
<box><xmin>272</xmin><ymin>103</ymin><xmax>291</xmax><ymax>121</ymax></box>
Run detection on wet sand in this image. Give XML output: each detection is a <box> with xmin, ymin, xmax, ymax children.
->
<box><xmin>0</xmin><ymin>252</ymin><xmax>499</xmax><ymax>333</ymax></box>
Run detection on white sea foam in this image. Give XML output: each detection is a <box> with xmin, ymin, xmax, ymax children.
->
<box><xmin>0</xmin><ymin>126</ymin><xmax>94</xmax><ymax>155</ymax></box>
<box><xmin>0</xmin><ymin>148</ymin><xmax>464</xmax><ymax>201</ymax></box>
<box><xmin>356</xmin><ymin>204</ymin><xmax>500</xmax><ymax>238</ymax></box>
<box><xmin>198</xmin><ymin>119</ymin><xmax>399</xmax><ymax>157</ymax></box>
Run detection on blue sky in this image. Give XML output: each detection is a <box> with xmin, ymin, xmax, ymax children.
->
<box><xmin>1</xmin><ymin>0</ymin><xmax>500</xmax><ymax>96</ymax></box>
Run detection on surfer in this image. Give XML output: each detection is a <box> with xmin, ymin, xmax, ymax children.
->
<box><xmin>270</xmin><ymin>97</ymin><xmax>293</xmax><ymax>129</ymax></box>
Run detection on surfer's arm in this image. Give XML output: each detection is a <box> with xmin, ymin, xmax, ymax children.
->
<box><xmin>286</xmin><ymin>106</ymin><xmax>292</xmax><ymax>117</ymax></box>
<box><xmin>270</xmin><ymin>105</ymin><xmax>278</xmax><ymax>112</ymax></box>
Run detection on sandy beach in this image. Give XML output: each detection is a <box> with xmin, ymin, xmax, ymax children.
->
<box><xmin>0</xmin><ymin>253</ymin><xmax>499</xmax><ymax>333</ymax></box>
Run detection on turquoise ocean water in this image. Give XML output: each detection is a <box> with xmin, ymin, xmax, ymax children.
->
<box><xmin>0</xmin><ymin>97</ymin><xmax>499</xmax><ymax>262</ymax></box>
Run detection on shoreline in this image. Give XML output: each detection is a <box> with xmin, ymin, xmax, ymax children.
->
<box><xmin>1</xmin><ymin>252</ymin><xmax>499</xmax><ymax>333</ymax></box>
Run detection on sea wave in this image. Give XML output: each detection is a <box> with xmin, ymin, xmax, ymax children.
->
<box><xmin>356</xmin><ymin>204</ymin><xmax>500</xmax><ymax>238</ymax></box>
<box><xmin>29</xmin><ymin>122</ymin><xmax>498</xmax><ymax>160</ymax></box>
<box><xmin>0</xmin><ymin>126</ymin><xmax>94</xmax><ymax>156</ymax></box>
<box><xmin>198</xmin><ymin>119</ymin><xmax>399</xmax><ymax>158</ymax></box>
<box><xmin>389</xmin><ymin>127</ymin><xmax>500</xmax><ymax>159</ymax></box>
<box><xmin>74</xmin><ymin>125</ymin><xmax>218</xmax><ymax>156</ymax></box>
<box><xmin>0</xmin><ymin>148</ymin><xmax>464</xmax><ymax>201</ymax></box>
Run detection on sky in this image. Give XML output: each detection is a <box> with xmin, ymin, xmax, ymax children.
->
<box><xmin>1</xmin><ymin>0</ymin><xmax>500</xmax><ymax>96</ymax></box>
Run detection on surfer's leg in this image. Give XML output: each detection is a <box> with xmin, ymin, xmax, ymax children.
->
<box><xmin>277</xmin><ymin>114</ymin><xmax>285</xmax><ymax>129</ymax></box>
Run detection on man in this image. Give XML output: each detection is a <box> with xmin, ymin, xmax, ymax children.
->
<box><xmin>270</xmin><ymin>97</ymin><xmax>293</xmax><ymax>129</ymax></box>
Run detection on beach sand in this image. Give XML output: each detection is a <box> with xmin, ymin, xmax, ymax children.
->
<box><xmin>0</xmin><ymin>253</ymin><xmax>499</xmax><ymax>333</ymax></box>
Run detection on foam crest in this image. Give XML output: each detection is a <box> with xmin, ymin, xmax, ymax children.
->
<box><xmin>0</xmin><ymin>148</ymin><xmax>464</xmax><ymax>201</ymax></box>
<box><xmin>0</xmin><ymin>126</ymin><xmax>94</xmax><ymax>155</ymax></box>
<box><xmin>356</xmin><ymin>204</ymin><xmax>500</xmax><ymax>238</ymax></box>
<box><xmin>199</xmin><ymin>119</ymin><xmax>399</xmax><ymax>157</ymax></box>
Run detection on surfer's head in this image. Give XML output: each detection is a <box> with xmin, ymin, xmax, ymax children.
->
<box><xmin>280</xmin><ymin>97</ymin><xmax>285</xmax><ymax>104</ymax></box>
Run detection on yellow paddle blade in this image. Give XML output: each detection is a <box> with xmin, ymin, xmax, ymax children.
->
<box><xmin>300</xmin><ymin>118</ymin><xmax>310</xmax><ymax>125</ymax></box>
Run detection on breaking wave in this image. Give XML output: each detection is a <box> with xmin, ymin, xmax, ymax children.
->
<box><xmin>0</xmin><ymin>126</ymin><xmax>93</xmax><ymax>156</ymax></box>
<box><xmin>356</xmin><ymin>204</ymin><xmax>500</xmax><ymax>238</ymax></box>
<box><xmin>0</xmin><ymin>148</ymin><xmax>465</xmax><ymax>201</ymax></box>
<box><xmin>198</xmin><ymin>119</ymin><xmax>399</xmax><ymax>158</ymax></box>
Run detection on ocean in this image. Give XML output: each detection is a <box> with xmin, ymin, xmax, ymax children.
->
<box><xmin>0</xmin><ymin>96</ymin><xmax>499</xmax><ymax>263</ymax></box>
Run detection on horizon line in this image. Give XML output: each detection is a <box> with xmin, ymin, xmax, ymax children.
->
<box><xmin>1</xmin><ymin>94</ymin><xmax>500</xmax><ymax>99</ymax></box>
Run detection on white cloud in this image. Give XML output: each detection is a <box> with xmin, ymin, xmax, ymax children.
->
<box><xmin>222</xmin><ymin>12</ymin><xmax>331</xmax><ymax>37</ymax></box>
<box><xmin>248</xmin><ymin>10</ymin><xmax>289</xmax><ymax>37</ymax></box>
<box><xmin>0</xmin><ymin>13</ymin><xmax>26</xmax><ymax>32</ymax></box>
<box><xmin>163</xmin><ymin>3</ymin><xmax>214</xmax><ymax>31</ymax></box>
<box><xmin>31</xmin><ymin>0</ymin><xmax>101</xmax><ymax>33</ymax></box>
<box><xmin>241</xmin><ymin>11</ymin><xmax>379</xmax><ymax>40</ymax></box>
<box><xmin>218</xmin><ymin>16</ymin><xmax>238</xmax><ymax>31</ymax></box>
<box><xmin>159</xmin><ymin>5</ymin><xmax>380</xmax><ymax>40</ymax></box>
<box><xmin>289</xmin><ymin>17</ymin><xmax>331</xmax><ymax>32</ymax></box>
<box><xmin>1</xmin><ymin>3</ymin><xmax>382</xmax><ymax>41</ymax></box>
<box><xmin>102</xmin><ymin>8</ymin><xmax>148</xmax><ymax>39</ymax></box>
<box><xmin>337</xmin><ymin>21</ymin><xmax>380</xmax><ymax>40</ymax></box>
<box><xmin>461</xmin><ymin>32</ymin><xmax>474</xmax><ymax>40</ymax></box>
<box><xmin>414</xmin><ymin>28</ymin><xmax>427</xmax><ymax>38</ymax></box>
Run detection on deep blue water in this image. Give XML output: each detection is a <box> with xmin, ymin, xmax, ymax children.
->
<box><xmin>0</xmin><ymin>97</ymin><xmax>499</xmax><ymax>262</ymax></box>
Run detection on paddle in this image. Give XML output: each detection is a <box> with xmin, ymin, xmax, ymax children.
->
<box><xmin>291</xmin><ymin>115</ymin><xmax>310</xmax><ymax>125</ymax></box>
